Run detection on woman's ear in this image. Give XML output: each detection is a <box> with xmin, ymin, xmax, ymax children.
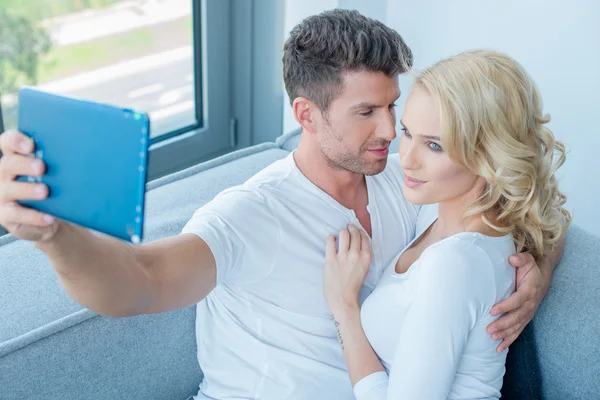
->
<box><xmin>292</xmin><ymin>97</ymin><xmax>318</xmax><ymax>134</ymax></box>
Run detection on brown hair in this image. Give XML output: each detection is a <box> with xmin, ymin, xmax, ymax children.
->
<box><xmin>283</xmin><ymin>9</ymin><xmax>412</xmax><ymax>115</ymax></box>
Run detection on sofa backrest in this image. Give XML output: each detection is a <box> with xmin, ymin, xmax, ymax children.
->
<box><xmin>531</xmin><ymin>224</ymin><xmax>600</xmax><ymax>399</ymax></box>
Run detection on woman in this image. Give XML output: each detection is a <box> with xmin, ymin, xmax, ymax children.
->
<box><xmin>323</xmin><ymin>50</ymin><xmax>570</xmax><ymax>399</ymax></box>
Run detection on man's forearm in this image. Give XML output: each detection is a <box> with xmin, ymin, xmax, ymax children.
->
<box><xmin>540</xmin><ymin>230</ymin><xmax>566</xmax><ymax>292</ymax></box>
<box><xmin>36</xmin><ymin>221</ymin><xmax>155</xmax><ymax>318</ymax></box>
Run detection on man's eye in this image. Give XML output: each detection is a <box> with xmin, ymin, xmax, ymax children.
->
<box><xmin>359</xmin><ymin>110</ymin><xmax>373</xmax><ymax>116</ymax></box>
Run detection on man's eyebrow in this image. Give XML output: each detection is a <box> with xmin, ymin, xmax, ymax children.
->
<box><xmin>399</xmin><ymin>119</ymin><xmax>440</xmax><ymax>141</ymax></box>
<box><xmin>350</xmin><ymin>102</ymin><xmax>381</xmax><ymax>109</ymax></box>
<box><xmin>350</xmin><ymin>93</ymin><xmax>401</xmax><ymax>110</ymax></box>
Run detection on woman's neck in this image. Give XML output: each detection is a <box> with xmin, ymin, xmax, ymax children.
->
<box><xmin>434</xmin><ymin>195</ymin><xmax>504</xmax><ymax>239</ymax></box>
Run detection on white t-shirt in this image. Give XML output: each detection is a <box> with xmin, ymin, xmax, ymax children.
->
<box><xmin>355</xmin><ymin>225</ymin><xmax>517</xmax><ymax>400</ymax></box>
<box><xmin>182</xmin><ymin>152</ymin><xmax>425</xmax><ymax>400</ymax></box>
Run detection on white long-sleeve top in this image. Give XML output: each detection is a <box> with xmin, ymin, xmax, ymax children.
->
<box><xmin>356</xmin><ymin>231</ymin><xmax>516</xmax><ymax>399</ymax></box>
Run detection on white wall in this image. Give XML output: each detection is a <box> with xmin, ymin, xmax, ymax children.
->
<box><xmin>283</xmin><ymin>0</ymin><xmax>600</xmax><ymax>235</ymax></box>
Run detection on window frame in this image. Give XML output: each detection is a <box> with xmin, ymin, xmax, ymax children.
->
<box><xmin>0</xmin><ymin>0</ymin><xmax>285</xmax><ymax>236</ymax></box>
<box><xmin>0</xmin><ymin>0</ymin><xmax>285</xmax><ymax>181</ymax></box>
<box><xmin>146</xmin><ymin>0</ymin><xmax>233</xmax><ymax>181</ymax></box>
<box><xmin>148</xmin><ymin>0</ymin><xmax>285</xmax><ymax>181</ymax></box>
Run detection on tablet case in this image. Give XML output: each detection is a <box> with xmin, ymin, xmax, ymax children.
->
<box><xmin>17</xmin><ymin>87</ymin><xmax>150</xmax><ymax>243</ymax></box>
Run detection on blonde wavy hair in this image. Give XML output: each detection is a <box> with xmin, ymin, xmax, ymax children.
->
<box><xmin>416</xmin><ymin>50</ymin><xmax>571</xmax><ymax>260</ymax></box>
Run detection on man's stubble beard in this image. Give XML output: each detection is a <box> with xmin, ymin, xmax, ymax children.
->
<box><xmin>320</xmin><ymin>124</ymin><xmax>389</xmax><ymax>176</ymax></box>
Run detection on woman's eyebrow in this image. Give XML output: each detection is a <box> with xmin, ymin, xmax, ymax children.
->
<box><xmin>399</xmin><ymin>119</ymin><xmax>440</xmax><ymax>140</ymax></box>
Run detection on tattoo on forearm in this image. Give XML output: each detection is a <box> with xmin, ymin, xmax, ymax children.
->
<box><xmin>332</xmin><ymin>314</ymin><xmax>344</xmax><ymax>350</ymax></box>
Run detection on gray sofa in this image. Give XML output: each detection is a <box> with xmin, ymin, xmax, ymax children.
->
<box><xmin>1</xmin><ymin>130</ymin><xmax>599</xmax><ymax>399</ymax></box>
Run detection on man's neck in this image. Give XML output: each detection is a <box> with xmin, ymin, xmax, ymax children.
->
<box><xmin>294</xmin><ymin>138</ymin><xmax>367</xmax><ymax>209</ymax></box>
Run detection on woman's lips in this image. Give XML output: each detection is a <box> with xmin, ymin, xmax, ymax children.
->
<box><xmin>404</xmin><ymin>174</ymin><xmax>426</xmax><ymax>189</ymax></box>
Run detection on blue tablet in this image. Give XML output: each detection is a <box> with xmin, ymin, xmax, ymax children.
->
<box><xmin>17</xmin><ymin>87</ymin><xmax>150</xmax><ymax>243</ymax></box>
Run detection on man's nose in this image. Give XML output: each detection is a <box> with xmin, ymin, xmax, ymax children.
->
<box><xmin>377</xmin><ymin>109</ymin><xmax>397</xmax><ymax>142</ymax></box>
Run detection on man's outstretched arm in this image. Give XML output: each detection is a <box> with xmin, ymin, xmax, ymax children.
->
<box><xmin>37</xmin><ymin>223</ymin><xmax>217</xmax><ymax>318</ymax></box>
<box><xmin>0</xmin><ymin>130</ymin><xmax>218</xmax><ymax>318</ymax></box>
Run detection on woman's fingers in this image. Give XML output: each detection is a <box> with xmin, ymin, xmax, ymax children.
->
<box><xmin>360</xmin><ymin>228</ymin><xmax>371</xmax><ymax>256</ymax></box>
<box><xmin>338</xmin><ymin>228</ymin><xmax>350</xmax><ymax>254</ymax></box>
<box><xmin>348</xmin><ymin>224</ymin><xmax>361</xmax><ymax>254</ymax></box>
<box><xmin>325</xmin><ymin>234</ymin><xmax>337</xmax><ymax>262</ymax></box>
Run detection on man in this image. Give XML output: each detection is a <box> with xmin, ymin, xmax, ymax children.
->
<box><xmin>0</xmin><ymin>9</ymin><xmax>561</xmax><ymax>400</ymax></box>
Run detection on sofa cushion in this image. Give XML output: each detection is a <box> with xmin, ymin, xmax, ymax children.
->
<box><xmin>503</xmin><ymin>224</ymin><xmax>600</xmax><ymax>400</ymax></box>
<box><xmin>0</xmin><ymin>143</ymin><xmax>289</xmax><ymax>399</ymax></box>
<box><xmin>501</xmin><ymin>323</ymin><xmax>541</xmax><ymax>400</ymax></box>
<box><xmin>275</xmin><ymin>128</ymin><xmax>301</xmax><ymax>152</ymax></box>
<box><xmin>532</xmin><ymin>225</ymin><xmax>600</xmax><ymax>399</ymax></box>
<box><xmin>0</xmin><ymin>307</ymin><xmax>200</xmax><ymax>399</ymax></box>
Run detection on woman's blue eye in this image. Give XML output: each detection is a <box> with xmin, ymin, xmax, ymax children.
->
<box><xmin>401</xmin><ymin>128</ymin><xmax>411</xmax><ymax>138</ymax></box>
<box><xmin>428</xmin><ymin>142</ymin><xmax>443</xmax><ymax>152</ymax></box>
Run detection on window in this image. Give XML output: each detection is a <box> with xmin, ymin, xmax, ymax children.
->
<box><xmin>0</xmin><ymin>0</ymin><xmax>285</xmax><ymax>237</ymax></box>
<box><xmin>0</xmin><ymin>0</ymin><xmax>235</xmax><ymax>180</ymax></box>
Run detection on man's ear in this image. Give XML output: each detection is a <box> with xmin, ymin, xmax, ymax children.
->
<box><xmin>292</xmin><ymin>97</ymin><xmax>319</xmax><ymax>134</ymax></box>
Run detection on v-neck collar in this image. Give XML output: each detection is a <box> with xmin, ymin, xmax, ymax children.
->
<box><xmin>389</xmin><ymin>216</ymin><xmax>438</xmax><ymax>278</ymax></box>
<box><xmin>288</xmin><ymin>151</ymin><xmax>374</xmax><ymax>220</ymax></box>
